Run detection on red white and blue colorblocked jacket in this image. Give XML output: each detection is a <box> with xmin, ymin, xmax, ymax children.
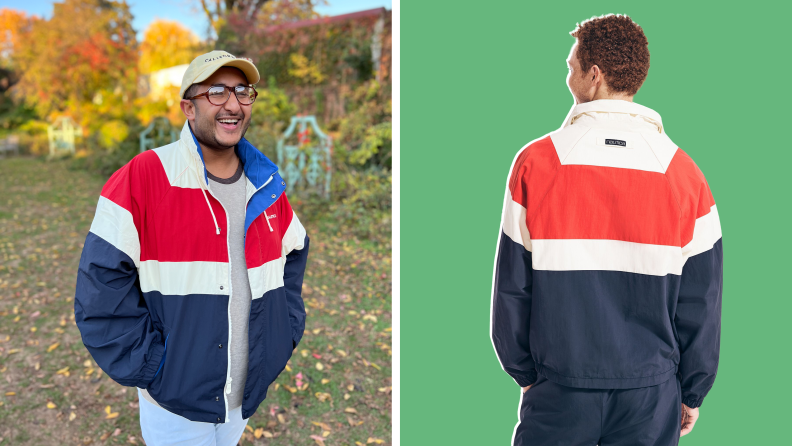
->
<box><xmin>491</xmin><ymin>100</ymin><xmax>723</xmax><ymax>409</ymax></box>
<box><xmin>75</xmin><ymin>121</ymin><xmax>309</xmax><ymax>423</ymax></box>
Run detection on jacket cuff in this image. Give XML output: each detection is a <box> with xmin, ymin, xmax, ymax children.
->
<box><xmin>510</xmin><ymin>370</ymin><xmax>538</xmax><ymax>387</ymax></box>
<box><xmin>682</xmin><ymin>395</ymin><xmax>704</xmax><ymax>409</ymax></box>
<box><xmin>138</xmin><ymin>340</ymin><xmax>166</xmax><ymax>388</ymax></box>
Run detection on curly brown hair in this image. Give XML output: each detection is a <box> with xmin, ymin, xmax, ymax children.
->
<box><xmin>570</xmin><ymin>14</ymin><xmax>650</xmax><ymax>96</ymax></box>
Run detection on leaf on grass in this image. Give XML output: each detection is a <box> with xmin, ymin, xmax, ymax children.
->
<box><xmin>277</xmin><ymin>414</ymin><xmax>286</xmax><ymax>424</ymax></box>
<box><xmin>347</xmin><ymin>384</ymin><xmax>354</xmax><ymax>391</ymax></box>
<box><xmin>5</xmin><ymin>391</ymin><xmax>16</xmax><ymax>396</ymax></box>
<box><xmin>69</xmin><ymin>411</ymin><xmax>77</xmax><ymax>421</ymax></box>
<box><xmin>311</xmin><ymin>421</ymin><xmax>332</xmax><ymax>431</ymax></box>
<box><xmin>310</xmin><ymin>435</ymin><xmax>326</xmax><ymax>446</ymax></box>
<box><xmin>100</xmin><ymin>432</ymin><xmax>111</xmax><ymax>441</ymax></box>
<box><xmin>283</xmin><ymin>384</ymin><xmax>297</xmax><ymax>393</ymax></box>
<box><xmin>367</xmin><ymin>438</ymin><xmax>385</xmax><ymax>444</ymax></box>
<box><xmin>336</xmin><ymin>350</ymin><xmax>347</xmax><ymax>357</ymax></box>
<box><xmin>378</xmin><ymin>386</ymin><xmax>392</xmax><ymax>393</ymax></box>
<box><xmin>56</xmin><ymin>366</ymin><xmax>70</xmax><ymax>377</ymax></box>
<box><xmin>344</xmin><ymin>407</ymin><xmax>358</xmax><ymax>414</ymax></box>
<box><xmin>113</xmin><ymin>428</ymin><xmax>121</xmax><ymax>437</ymax></box>
<box><xmin>347</xmin><ymin>416</ymin><xmax>364</xmax><ymax>427</ymax></box>
<box><xmin>106</xmin><ymin>412</ymin><xmax>119</xmax><ymax>419</ymax></box>
<box><xmin>262</xmin><ymin>431</ymin><xmax>273</xmax><ymax>438</ymax></box>
<box><xmin>314</xmin><ymin>392</ymin><xmax>332</xmax><ymax>402</ymax></box>
<box><xmin>7</xmin><ymin>349</ymin><xmax>19</xmax><ymax>354</ymax></box>
<box><xmin>285</xmin><ymin>364</ymin><xmax>292</xmax><ymax>372</ymax></box>
<box><xmin>344</xmin><ymin>393</ymin><xmax>350</xmax><ymax>400</ymax></box>
<box><xmin>46</xmin><ymin>402</ymin><xmax>57</xmax><ymax>409</ymax></box>
<box><xmin>47</xmin><ymin>342</ymin><xmax>60</xmax><ymax>352</ymax></box>
<box><xmin>301</xmin><ymin>349</ymin><xmax>309</xmax><ymax>357</ymax></box>
<box><xmin>245</xmin><ymin>425</ymin><xmax>253</xmax><ymax>433</ymax></box>
<box><xmin>254</xmin><ymin>428</ymin><xmax>264</xmax><ymax>439</ymax></box>
<box><xmin>321</xmin><ymin>378</ymin><xmax>330</xmax><ymax>385</ymax></box>
<box><xmin>315</xmin><ymin>362</ymin><xmax>324</xmax><ymax>371</ymax></box>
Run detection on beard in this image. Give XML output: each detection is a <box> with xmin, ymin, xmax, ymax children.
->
<box><xmin>192</xmin><ymin>104</ymin><xmax>250</xmax><ymax>152</ymax></box>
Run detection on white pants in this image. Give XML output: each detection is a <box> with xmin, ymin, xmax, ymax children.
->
<box><xmin>138</xmin><ymin>388</ymin><xmax>249</xmax><ymax>446</ymax></box>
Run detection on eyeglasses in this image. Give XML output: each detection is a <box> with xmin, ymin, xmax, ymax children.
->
<box><xmin>187</xmin><ymin>85</ymin><xmax>258</xmax><ymax>106</ymax></box>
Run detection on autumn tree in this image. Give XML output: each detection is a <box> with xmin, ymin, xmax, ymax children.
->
<box><xmin>12</xmin><ymin>0</ymin><xmax>138</xmax><ymax>128</ymax></box>
<box><xmin>139</xmin><ymin>19</ymin><xmax>204</xmax><ymax>74</ymax></box>
<box><xmin>203</xmin><ymin>0</ymin><xmax>323</xmax><ymax>52</ymax></box>
<box><xmin>0</xmin><ymin>8</ymin><xmax>39</xmax><ymax>68</ymax></box>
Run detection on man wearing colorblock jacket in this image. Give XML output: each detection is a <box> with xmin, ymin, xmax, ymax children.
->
<box><xmin>491</xmin><ymin>15</ymin><xmax>723</xmax><ymax>446</ymax></box>
<box><xmin>75</xmin><ymin>51</ymin><xmax>309</xmax><ymax>445</ymax></box>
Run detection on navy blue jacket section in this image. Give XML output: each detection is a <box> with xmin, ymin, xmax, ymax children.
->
<box><xmin>676</xmin><ymin>237</ymin><xmax>723</xmax><ymax>408</ymax></box>
<box><xmin>142</xmin><ymin>291</ymin><xmax>230</xmax><ymax>423</ymax></box>
<box><xmin>492</xmin><ymin>231</ymin><xmax>723</xmax><ymax>406</ymax></box>
<box><xmin>491</xmin><ymin>231</ymin><xmax>537</xmax><ymax>387</ymax></box>
<box><xmin>75</xmin><ymin>233</ymin><xmax>165</xmax><ymax>388</ymax></box>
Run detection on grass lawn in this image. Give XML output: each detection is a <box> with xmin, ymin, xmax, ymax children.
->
<box><xmin>0</xmin><ymin>156</ymin><xmax>392</xmax><ymax>446</ymax></box>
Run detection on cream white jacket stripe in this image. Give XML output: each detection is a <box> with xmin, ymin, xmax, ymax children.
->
<box><xmin>89</xmin><ymin>196</ymin><xmax>141</xmax><ymax>268</ymax></box>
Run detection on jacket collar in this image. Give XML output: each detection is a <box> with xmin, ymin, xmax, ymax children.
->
<box><xmin>562</xmin><ymin>99</ymin><xmax>664</xmax><ymax>133</ymax></box>
<box><xmin>179</xmin><ymin>120</ymin><xmax>278</xmax><ymax>190</ymax></box>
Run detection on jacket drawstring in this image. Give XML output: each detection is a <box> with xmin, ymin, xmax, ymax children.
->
<box><xmin>194</xmin><ymin>159</ymin><xmax>221</xmax><ymax>235</ymax></box>
<box><xmin>264</xmin><ymin>213</ymin><xmax>273</xmax><ymax>232</ymax></box>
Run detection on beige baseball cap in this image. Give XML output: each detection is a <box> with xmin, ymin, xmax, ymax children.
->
<box><xmin>180</xmin><ymin>50</ymin><xmax>261</xmax><ymax>99</ymax></box>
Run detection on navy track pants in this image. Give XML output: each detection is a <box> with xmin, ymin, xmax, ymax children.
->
<box><xmin>514</xmin><ymin>373</ymin><xmax>682</xmax><ymax>446</ymax></box>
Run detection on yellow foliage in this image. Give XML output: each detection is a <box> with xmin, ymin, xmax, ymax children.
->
<box><xmin>98</xmin><ymin>120</ymin><xmax>129</xmax><ymax>150</ymax></box>
<box><xmin>288</xmin><ymin>53</ymin><xmax>325</xmax><ymax>85</ymax></box>
<box><xmin>139</xmin><ymin>20</ymin><xmax>202</xmax><ymax>74</ymax></box>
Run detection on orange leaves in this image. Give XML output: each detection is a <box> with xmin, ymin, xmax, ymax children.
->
<box><xmin>46</xmin><ymin>342</ymin><xmax>59</xmax><ymax>352</ymax></box>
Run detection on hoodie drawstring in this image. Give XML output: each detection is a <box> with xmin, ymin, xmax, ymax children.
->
<box><xmin>194</xmin><ymin>160</ymin><xmax>221</xmax><ymax>235</ymax></box>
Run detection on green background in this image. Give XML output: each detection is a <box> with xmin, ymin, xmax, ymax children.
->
<box><xmin>402</xmin><ymin>1</ymin><xmax>790</xmax><ymax>444</ymax></box>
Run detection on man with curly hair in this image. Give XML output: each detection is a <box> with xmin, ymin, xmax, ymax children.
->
<box><xmin>491</xmin><ymin>14</ymin><xmax>723</xmax><ymax>446</ymax></box>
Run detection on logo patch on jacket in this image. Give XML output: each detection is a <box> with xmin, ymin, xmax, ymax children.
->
<box><xmin>596</xmin><ymin>137</ymin><xmax>633</xmax><ymax>149</ymax></box>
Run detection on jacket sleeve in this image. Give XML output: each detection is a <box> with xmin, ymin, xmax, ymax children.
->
<box><xmin>675</xmin><ymin>177</ymin><xmax>724</xmax><ymax>409</ymax></box>
<box><xmin>279</xmin><ymin>193</ymin><xmax>309</xmax><ymax>349</ymax></box>
<box><xmin>491</xmin><ymin>152</ymin><xmax>537</xmax><ymax>388</ymax></box>
<box><xmin>74</xmin><ymin>161</ymin><xmax>165</xmax><ymax>388</ymax></box>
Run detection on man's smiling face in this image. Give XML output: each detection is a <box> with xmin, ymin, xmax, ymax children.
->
<box><xmin>187</xmin><ymin>67</ymin><xmax>253</xmax><ymax>152</ymax></box>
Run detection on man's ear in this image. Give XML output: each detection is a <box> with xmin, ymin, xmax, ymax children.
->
<box><xmin>180</xmin><ymin>99</ymin><xmax>196</xmax><ymax>120</ymax></box>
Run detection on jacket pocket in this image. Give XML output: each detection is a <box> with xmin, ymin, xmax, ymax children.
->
<box><xmin>263</xmin><ymin>289</ymin><xmax>294</xmax><ymax>384</ymax></box>
<box><xmin>146</xmin><ymin>329</ymin><xmax>170</xmax><ymax>392</ymax></box>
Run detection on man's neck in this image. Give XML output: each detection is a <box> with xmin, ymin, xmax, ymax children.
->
<box><xmin>202</xmin><ymin>145</ymin><xmax>239</xmax><ymax>180</ymax></box>
<box><xmin>591</xmin><ymin>90</ymin><xmax>634</xmax><ymax>102</ymax></box>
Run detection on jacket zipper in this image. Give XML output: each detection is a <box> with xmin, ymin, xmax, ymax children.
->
<box><xmin>208</xmin><ymin>167</ymin><xmax>275</xmax><ymax>422</ymax></box>
<box><xmin>204</xmin><ymin>181</ymin><xmax>234</xmax><ymax>423</ymax></box>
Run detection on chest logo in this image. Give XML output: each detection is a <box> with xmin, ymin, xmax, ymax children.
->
<box><xmin>605</xmin><ymin>139</ymin><xmax>627</xmax><ymax>147</ymax></box>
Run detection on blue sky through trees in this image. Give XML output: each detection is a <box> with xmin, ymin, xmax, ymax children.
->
<box><xmin>3</xmin><ymin>0</ymin><xmax>392</xmax><ymax>40</ymax></box>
